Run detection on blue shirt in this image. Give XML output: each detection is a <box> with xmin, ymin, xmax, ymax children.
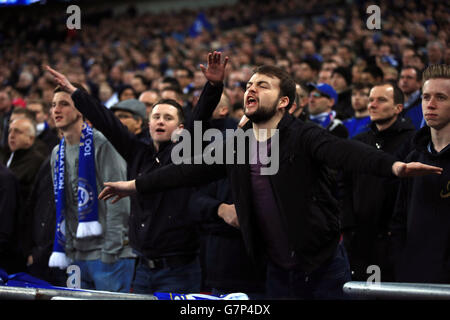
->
<box><xmin>343</xmin><ymin>116</ymin><xmax>371</xmax><ymax>139</ymax></box>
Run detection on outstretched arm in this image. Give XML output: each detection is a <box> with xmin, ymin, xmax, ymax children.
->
<box><xmin>99</xmin><ymin>160</ymin><xmax>227</xmax><ymax>203</ymax></box>
<box><xmin>392</xmin><ymin>161</ymin><xmax>443</xmax><ymax>177</ymax></box>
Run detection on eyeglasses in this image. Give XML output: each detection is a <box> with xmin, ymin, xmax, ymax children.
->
<box><xmin>309</xmin><ymin>92</ymin><xmax>330</xmax><ymax>99</ymax></box>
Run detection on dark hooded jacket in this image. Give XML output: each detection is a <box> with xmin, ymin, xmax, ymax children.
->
<box><xmin>390</xmin><ymin>126</ymin><xmax>450</xmax><ymax>283</ymax></box>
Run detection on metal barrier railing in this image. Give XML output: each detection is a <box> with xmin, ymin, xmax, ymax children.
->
<box><xmin>343</xmin><ymin>281</ymin><xmax>450</xmax><ymax>300</ymax></box>
<box><xmin>0</xmin><ymin>286</ymin><xmax>157</xmax><ymax>300</ymax></box>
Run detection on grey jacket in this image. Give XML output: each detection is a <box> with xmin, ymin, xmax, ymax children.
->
<box><xmin>51</xmin><ymin>129</ymin><xmax>135</xmax><ymax>263</ymax></box>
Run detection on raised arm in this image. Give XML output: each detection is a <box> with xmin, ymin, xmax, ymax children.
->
<box><xmin>46</xmin><ymin>66</ymin><xmax>143</xmax><ymax>162</ymax></box>
<box><xmin>184</xmin><ymin>51</ymin><xmax>228</xmax><ymax>132</ymax></box>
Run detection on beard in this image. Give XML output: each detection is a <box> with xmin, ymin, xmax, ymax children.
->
<box><xmin>245</xmin><ymin>100</ymin><xmax>278</xmax><ymax>124</ymax></box>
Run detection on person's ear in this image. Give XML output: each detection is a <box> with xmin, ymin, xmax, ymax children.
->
<box><xmin>278</xmin><ymin>96</ymin><xmax>289</xmax><ymax>110</ymax></box>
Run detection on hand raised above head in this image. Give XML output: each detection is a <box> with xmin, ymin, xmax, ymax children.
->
<box><xmin>199</xmin><ymin>51</ymin><xmax>229</xmax><ymax>86</ymax></box>
<box><xmin>46</xmin><ymin>66</ymin><xmax>77</xmax><ymax>94</ymax></box>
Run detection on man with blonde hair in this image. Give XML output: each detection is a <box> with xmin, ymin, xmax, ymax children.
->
<box><xmin>391</xmin><ymin>64</ymin><xmax>450</xmax><ymax>283</ymax></box>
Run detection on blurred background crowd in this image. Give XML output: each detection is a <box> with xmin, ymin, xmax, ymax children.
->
<box><xmin>0</xmin><ymin>0</ymin><xmax>448</xmax><ymax>294</ymax></box>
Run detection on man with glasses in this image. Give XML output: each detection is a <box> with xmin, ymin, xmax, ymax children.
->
<box><xmin>308</xmin><ymin>83</ymin><xmax>348</xmax><ymax>138</ymax></box>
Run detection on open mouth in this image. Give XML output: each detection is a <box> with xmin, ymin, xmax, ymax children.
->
<box><xmin>246</xmin><ymin>96</ymin><xmax>257</xmax><ymax>107</ymax></box>
<box><xmin>155</xmin><ymin>128</ymin><xmax>165</xmax><ymax>133</ymax></box>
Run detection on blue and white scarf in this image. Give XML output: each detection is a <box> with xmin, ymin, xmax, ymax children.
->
<box><xmin>310</xmin><ymin>110</ymin><xmax>336</xmax><ymax>129</ymax></box>
<box><xmin>49</xmin><ymin>122</ymin><xmax>102</xmax><ymax>269</ymax></box>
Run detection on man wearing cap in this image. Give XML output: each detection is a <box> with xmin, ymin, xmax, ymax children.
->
<box><xmin>308</xmin><ymin>83</ymin><xmax>349</xmax><ymax>138</ymax></box>
<box><xmin>331</xmin><ymin>67</ymin><xmax>353</xmax><ymax>120</ymax></box>
<box><xmin>111</xmin><ymin>99</ymin><xmax>151</xmax><ymax>145</ymax></box>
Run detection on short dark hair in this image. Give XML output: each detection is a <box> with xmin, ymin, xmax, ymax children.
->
<box><xmin>133</xmin><ymin>74</ymin><xmax>150</xmax><ymax>87</ymax></box>
<box><xmin>253</xmin><ymin>65</ymin><xmax>296</xmax><ymax>109</ymax></box>
<box><xmin>352</xmin><ymin>82</ymin><xmax>372</xmax><ymax>93</ymax></box>
<box><xmin>363</xmin><ymin>65</ymin><xmax>384</xmax><ymax>80</ymax></box>
<box><xmin>152</xmin><ymin>98</ymin><xmax>185</xmax><ymax>124</ymax></box>
<box><xmin>300</xmin><ymin>58</ymin><xmax>321</xmax><ymax>72</ymax></box>
<box><xmin>12</xmin><ymin>108</ymin><xmax>37</xmax><ymax>121</ymax></box>
<box><xmin>162</xmin><ymin>76</ymin><xmax>181</xmax><ymax>91</ymax></box>
<box><xmin>401</xmin><ymin>65</ymin><xmax>423</xmax><ymax>81</ymax></box>
<box><xmin>27</xmin><ymin>99</ymin><xmax>50</xmax><ymax>114</ymax></box>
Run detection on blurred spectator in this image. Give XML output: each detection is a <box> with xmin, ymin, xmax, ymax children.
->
<box><xmin>343</xmin><ymin>82</ymin><xmax>371</xmax><ymax>139</ymax></box>
<box><xmin>131</xmin><ymin>74</ymin><xmax>150</xmax><ymax>97</ymax></box>
<box><xmin>99</xmin><ymin>81</ymin><xmax>118</xmax><ymax>108</ymax></box>
<box><xmin>9</xmin><ymin>108</ymin><xmax>49</xmax><ymax>157</ymax></box>
<box><xmin>5</xmin><ymin>117</ymin><xmax>45</xmax><ymax>202</ymax></box>
<box><xmin>23</xmin><ymin>158</ymin><xmax>67</xmax><ymax>287</ymax></box>
<box><xmin>361</xmin><ymin>65</ymin><xmax>384</xmax><ymax>85</ymax></box>
<box><xmin>308</xmin><ymin>83</ymin><xmax>348</xmax><ymax>138</ymax></box>
<box><xmin>139</xmin><ymin>89</ymin><xmax>160</xmax><ymax>120</ymax></box>
<box><xmin>426</xmin><ymin>41</ymin><xmax>445</xmax><ymax>65</ymax></box>
<box><xmin>288</xmin><ymin>82</ymin><xmax>310</xmax><ymax>121</ymax></box>
<box><xmin>175</xmin><ymin>67</ymin><xmax>194</xmax><ymax>94</ymax></box>
<box><xmin>0</xmin><ymin>163</ymin><xmax>23</xmax><ymax>274</ymax></box>
<box><xmin>225</xmin><ymin>69</ymin><xmax>246</xmax><ymax>107</ymax></box>
<box><xmin>110</xmin><ymin>99</ymin><xmax>151</xmax><ymax>145</ymax></box>
<box><xmin>0</xmin><ymin>88</ymin><xmax>13</xmax><ymax>151</ymax></box>
<box><xmin>331</xmin><ymin>67</ymin><xmax>353</xmax><ymax>120</ymax></box>
<box><xmin>317</xmin><ymin>69</ymin><xmax>333</xmax><ymax>84</ymax></box>
<box><xmin>118</xmin><ymin>84</ymin><xmax>138</xmax><ymax>101</ymax></box>
<box><xmin>26</xmin><ymin>99</ymin><xmax>59</xmax><ymax>154</ymax></box>
<box><xmin>293</xmin><ymin>58</ymin><xmax>321</xmax><ymax>83</ymax></box>
<box><xmin>398</xmin><ymin>66</ymin><xmax>423</xmax><ymax>130</ymax></box>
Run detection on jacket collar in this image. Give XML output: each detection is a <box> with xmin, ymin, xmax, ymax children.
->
<box><xmin>369</xmin><ymin>116</ymin><xmax>415</xmax><ymax>137</ymax></box>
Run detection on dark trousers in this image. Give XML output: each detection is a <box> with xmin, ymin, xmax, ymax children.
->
<box><xmin>266</xmin><ymin>242</ymin><xmax>351</xmax><ymax>299</ymax></box>
<box><xmin>132</xmin><ymin>257</ymin><xmax>201</xmax><ymax>294</ymax></box>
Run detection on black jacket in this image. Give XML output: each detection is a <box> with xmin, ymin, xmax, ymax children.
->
<box><xmin>341</xmin><ymin>117</ymin><xmax>415</xmax><ymax>279</ymax></box>
<box><xmin>3</xmin><ymin>145</ymin><xmax>46</xmax><ymax>203</ymax></box>
<box><xmin>0</xmin><ymin>164</ymin><xmax>23</xmax><ymax>273</ymax></box>
<box><xmin>390</xmin><ymin>126</ymin><xmax>450</xmax><ymax>283</ymax></box>
<box><xmin>189</xmin><ymin>117</ymin><xmax>265</xmax><ymax>292</ymax></box>
<box><xmin>135</xmin><ymin>112</ymin><xmax>398</xmax><ymax>273</ymax></box>
<box><xmin>22</xmin><ymin>157</ymin><xmax>56</xmax><ymax>269</ymax></box>
<box><xmin>71</xmin><ymin>82</ymin><xmax>223</xmax><ymax>259</ymax></box>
